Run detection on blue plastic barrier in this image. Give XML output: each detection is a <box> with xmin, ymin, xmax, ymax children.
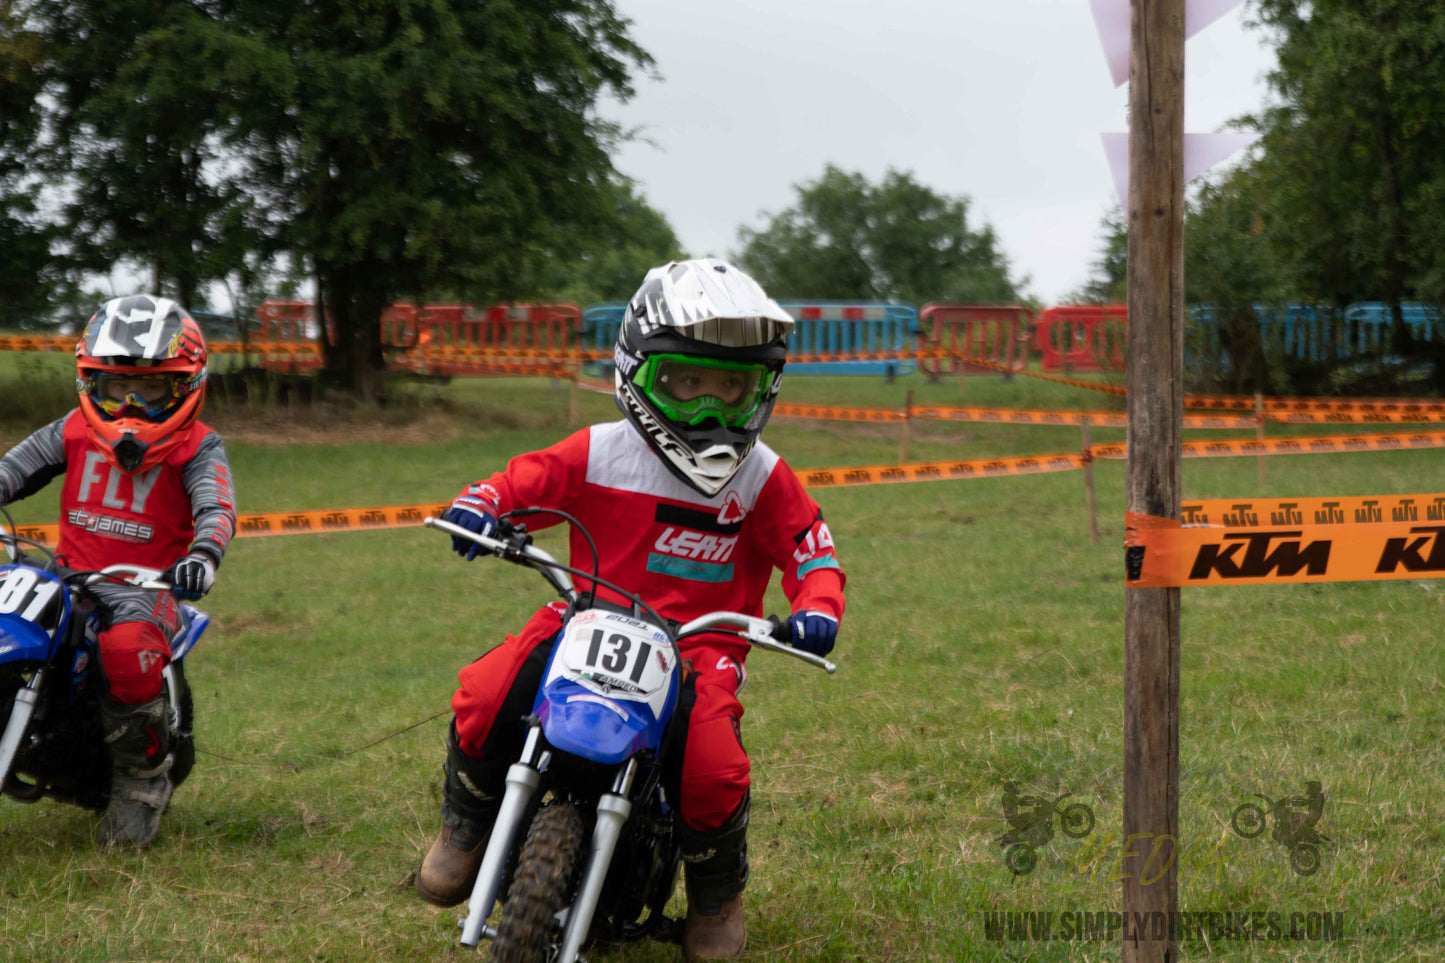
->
<box><xmin>580</xmin><ymin>300</ymin><xmax>919</xmax><ymax>377</ymax></box>
<box><xmin>776</xmin><ymin>302</ymin><xmax>918</xmax><ymax>376</ymax></box>
<box><xmin>1342</xmin><ymin>302</ymin><xmax>1439</xmax><ymax>355</ymax></box>
<box><xmin>1190</xmin><ymin>301</ymin><xmax>1443</xmax><ymax>363</ymax></box>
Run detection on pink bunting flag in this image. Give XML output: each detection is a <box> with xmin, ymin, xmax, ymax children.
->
<box><xmin>1090</xmin><ymin>0</ymin><xmax>1246</xmax><ymax>87</ymax></box>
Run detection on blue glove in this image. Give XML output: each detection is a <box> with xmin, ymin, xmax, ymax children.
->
<box><xmin>164</xmin><ymin>554</ymin><xmax>216</xmax><ymax>601</ymax></box>
<box><xmin>445</xmin><ymin>493</ymin><xmax>498</xmax><ymax>561</ymax></box>
<box><xmin>788</xmin><ymin>610</ymin><xmax>838</xmax><ymax>657</ymax></box>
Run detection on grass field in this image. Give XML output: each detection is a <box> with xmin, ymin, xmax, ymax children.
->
<box><xmin>2</xmin><ymin>357</ymin><xmax>1444</xmax><ymax>961</ymax></box>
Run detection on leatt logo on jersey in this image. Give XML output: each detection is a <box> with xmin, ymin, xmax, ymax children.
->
<box><xmin>719</xmin><ymin>491</ymin><xmax>747</xmax><ymax>525</ymax></box>
<box><xmin>654</xmin><ymin>527</ymin><xmax>738</xmax><ymax>562</ymax></box>
<box><xmin>66</xmin><ymin>508</ymin><xmax>155</xmax><ymax>544</ymax></box>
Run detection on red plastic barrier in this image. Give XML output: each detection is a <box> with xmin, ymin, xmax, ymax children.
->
<box><xmin>415</xmin><ymin>303</ymin><xmax>584</xmax><ymax>352</ymax></box>
<box><xmin>917</xmin><ymin>304</ymin><xmax>1034</xmax><ymax>376</ymax></box>
<box><xmin>254</xmin><ymin>300</ymin><xmax>584</xmax><ymax>355</ymax></box>
<box><xmin>1034</xmin><ymin>305</ymin><xmax>1127</xmax><ymax>372</ymax></box>
<box><xmin>256</xmin><ymin>300</ymin><xmax>318</xmax><ymax>342</ymax></box>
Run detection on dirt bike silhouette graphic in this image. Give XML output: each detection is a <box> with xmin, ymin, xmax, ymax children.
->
<box><xmin>1231</xmin><ymin>782</ymin><xmax>1326</xmax><ymax>876</ymax></box>
<box><xmin>999</xmin><ymin>784</ymin><xmax>1096</xmax><ymax>875</ymax></box>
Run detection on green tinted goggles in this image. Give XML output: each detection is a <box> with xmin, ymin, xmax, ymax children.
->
<box><xmin>634</xmin><ymin>354</ymin><xmax>776</xmax><ymax>428</ymax></box>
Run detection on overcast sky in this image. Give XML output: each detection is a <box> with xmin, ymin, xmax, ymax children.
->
<box><xmin>601</xmin><ymin>0</ymin><xmax>1279</xmax><ymax>305</ymax></box>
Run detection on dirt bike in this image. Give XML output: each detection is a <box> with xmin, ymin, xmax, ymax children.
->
<box><xmin>424</xmin><ymin>511</ymin><xmax>836</xmax><ymax>963</ymax></box>
<box><xmin>999</xmin><ymin>792</ymin><xmax>1096</xmax><ymax>876</ymax></box>
<box><xmin>0</xmin><ymin>509</ymin><xmax>206</xmax><ymax>812</ymax></box>
<box><xmin>1230</xmin><ymin>793</ymin><xmax>1326</xmax><ymax>876</ymax></box>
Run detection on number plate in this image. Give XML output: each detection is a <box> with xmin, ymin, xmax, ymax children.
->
<box><xmin>0</xmin><ymin>565</ymin><xmax>63</xmax><ymax>630</ymax></box>
<box><xmin>557</xmin><ymin>609</ymin><xmax>675</xmax><ymax>698</ymax></box>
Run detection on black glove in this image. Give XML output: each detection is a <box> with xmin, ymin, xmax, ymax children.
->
<box><xmin>164</xmin><ymin>554</ymin><xmax>216</xmax><ymax>601</ymax></box>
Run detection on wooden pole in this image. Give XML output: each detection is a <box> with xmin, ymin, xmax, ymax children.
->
<box><xmin>1255</xmin><ymin>390</ymin><xmax>1266</xmax><ymax>487</ymax></box>
<box><xmin>1083</xmin><ymin>417</ymin><xmax>1099</xmax><ymax>546</ymax></box>
<box><xmin>1123</xmin><ymin>1</ymin><xmax>1184</xmax><ymax>961</ymax></box>
<box><xmin>900</xmin><ymin>389</ymin><xmax>914</xmax><ymax>464</ymax></box>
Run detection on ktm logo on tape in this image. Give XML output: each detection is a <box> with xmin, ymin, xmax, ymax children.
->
<box><xmin>1376</xmin><ymin>525</ymin><xmax>1445</xmax><ymax>573</ymax></box>
<box><xmin>1188</xmin><ymin>531</ymin><xmax>1331</xmax><ymax>580</ymax></box>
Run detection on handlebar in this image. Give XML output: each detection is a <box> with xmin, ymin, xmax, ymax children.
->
<box><xmin>424</xmin><ymin>516</ymin><xmax>836</xmax><ymax>674</ymax></box>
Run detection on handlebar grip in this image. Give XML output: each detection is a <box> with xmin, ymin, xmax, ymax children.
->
<box><xmin>766</xmin><ymin>614</ymin><xmax>792</xmax><ymax>645</ymax></box>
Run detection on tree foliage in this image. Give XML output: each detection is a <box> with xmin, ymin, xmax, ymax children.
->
<box><xmin>1067</xmin><ymin>207</ymin><xmax>1127</xmax><ymax>306</ymax></box>
<box><xmin>225</xmin><ymin>0</ymin><xmax>654</xmax><ymax>393</ymax></box>
<box><xmin>1</xmin><ymin>0</ymin><xmax>655</xmax><ymax>395</ymax></box>
<box><xmin>535</xmin><ymin>179</ymin><xmax>685</xmax><ymax>305</ymax></box>
<box><xmin>735</xmin><ymin>166</ymin><xmax>1024</xmax><ymax>304</ymax></box>
<box><xmin>0</xmin><ymin>2</ymin><xmax>59</xmax><ymax>326</ymax></box>
<box><xmin>1184</xmin><ymin>0</ymin><xmax>1445</xmax><ymax>393</ymax></box>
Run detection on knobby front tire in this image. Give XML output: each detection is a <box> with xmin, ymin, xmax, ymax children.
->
<box><xmin>491</xmin><ymin>801</ymin><xmax>585</xmax><ymax>963</ymax></box>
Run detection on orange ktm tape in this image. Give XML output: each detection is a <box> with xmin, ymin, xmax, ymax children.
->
<box><xmin>1126</xmin><ymin>510</ymin><xmax>1445</xmax><ymax>586</ymax></box>
<box><xmin>1188</xmin><ymin>394</ymin><xmax>1445</xmax><ymax>414</ymax></box>
<box><xmin>775</xmin><ymin>404</ymin><xmax>907</xmax><ymax>423</ymax></box>
<box><xmin>796</xmin><ymin>453</ymin><xmax>1087</xmax><ymax>489</ymax></box>
<box><xmin>1264</xmin><ymin>408</ymin><xmax>1445</xmax><ymax>425</ymax></box>
<box><xmin>6</xmin><ymin>503</ymin><xmax>453</xmax><ymax>550</ymax></box>
<box><xmin>1179</xmin><ymin>493</ymin><xmax>1445</xmax><ymax>528</ymax></box>
<box><xmin>1089</xmin><ymin>430</ymin><xmax>1445</xmax><ymax>460</ymax></box>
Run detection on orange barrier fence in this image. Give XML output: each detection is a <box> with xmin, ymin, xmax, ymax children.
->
<box><xmin>916</xmin><ymin>304</ymin><xmax>1032</xmax><ymax>377</ymax></box>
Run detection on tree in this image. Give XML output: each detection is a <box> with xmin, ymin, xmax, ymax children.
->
<box><xmin>535</xmin><ymin>179</ymin><xmax>685</xmax><ymax>304</ymax></box>
<box><xmin>230</xmin><ymin>0</ymin><xmax>653</xmax><ymax>395</ymax></box>
<box><xmin>1067</xmin><ymin>206</ymin><xmax>1127</xmax><ymax>305</ymax></box>
<box><xmin>734</xmin><ymin>166</ymin><xmax>1024</xmax><ymax>304</ymax></box>
<box><xmin>0</xmin><ymin>2</ymin><xmax>58</xmax><ymax>327</ymax></box>
<box><xmin>1250</xmin><ymin>0</ymin><xmax>1445</xmax><ymax>364</ymax></box>
<box><xmin>19</xmin><ymin>0</ymin><xmax>273</xmax><ymax>313</ymax></box>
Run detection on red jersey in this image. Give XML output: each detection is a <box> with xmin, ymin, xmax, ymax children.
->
<box><xmin>458</xmin><ymin>421</ymin><xmax>845</xmax><ymax>653</ymax></box>
<box><xmin>50</xmin><ymin>410</ymin><xmax>234</xmax><ymax>571</ymax></box>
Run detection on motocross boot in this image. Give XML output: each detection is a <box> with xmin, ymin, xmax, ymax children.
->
<box><xmin>97</xmin><ymin>694</ymin><xmax>174</xmax><ymax>848</ymax></box>
<box><xmin>679</xmin><ymin>794</ymin><xmax>750</xmax><ymax>961</ymax></box>
<box><xmin>416</xmin><ymin>724</ymin><xmax>504</xmax><ymax>907</ymax></box>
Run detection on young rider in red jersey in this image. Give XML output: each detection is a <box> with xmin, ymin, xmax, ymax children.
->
<box><xmin>0</xmin><ymin>295</ymin><xmax>236</xmax><ymax>847</ymax></box>
<box><xmin>416</xmin><ymin>259</ymin><xmax>845</xmax><ymax>961</ymax></box>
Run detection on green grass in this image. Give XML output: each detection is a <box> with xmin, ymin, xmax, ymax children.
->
<box><xmin>2</xmin><ymin>372</ymin><xmax>1444</xmax><ymax>961</ymax></box>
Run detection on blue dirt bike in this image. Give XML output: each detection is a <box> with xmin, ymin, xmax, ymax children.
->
<box><xmin>424</xmin><ymin>511</ymin><xmax>836</xmax><ymax>963</ymax></box>
<box><xmin>0</xmin><ymin>510</ymin><xmax>208</xmax><ymax>813</ymax></box>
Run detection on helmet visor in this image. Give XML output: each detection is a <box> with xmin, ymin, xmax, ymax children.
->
<box><xmin>636</xmin><ymin>355</ymin><xmax>774</xmax><ymax>428</ymax></box>
<box><xmin>83</xmin><ymin>372</ymin><xmax>188</xmax><ymax>419</ymax></box>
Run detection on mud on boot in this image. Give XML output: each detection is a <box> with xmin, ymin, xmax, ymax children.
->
<box><xmin>97</xmin><ymin>695</ymin><xmax>174</xmax><ymax>848</ymax></box>
<box><xmin>679</xmin><ymin>795</ymin><xmax>750</xmax><ymax>961</ymax></box>
<box><xmin>416</xmin><ymin>724</ymin><xmax>503</xmax><ymax>907</ymax></box>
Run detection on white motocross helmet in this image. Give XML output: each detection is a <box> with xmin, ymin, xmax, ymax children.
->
<box><xmin>614</xmin><ymin>259</ymin><xmax>795</xmax><ymax>497</ymax></box>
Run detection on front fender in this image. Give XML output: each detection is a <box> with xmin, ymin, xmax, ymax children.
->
<box><xmin>0</xmin><ymin>617</ymin><xmax>55</xmax><ymax>664</ymax></box>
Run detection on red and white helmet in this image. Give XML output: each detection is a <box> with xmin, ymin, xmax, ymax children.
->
<box><xmin>75</xmin><ymin>295</ymin><xmax>208</xmax><ymax>472</ymax></box>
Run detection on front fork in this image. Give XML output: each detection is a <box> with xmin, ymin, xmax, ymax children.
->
<box><xmin>0</xmin><ymin>669</ymin><xmax>45</xmax><ymax>787</ymax></box>
<box><xmin>456</xmin><ymin>719</ymin><xmax>639</xmax><ymax>963</ymax></box>
<box><xmin>460</xmin><ymin>722</ymin><xmax>548</xmax><ymax>947</ymax></box>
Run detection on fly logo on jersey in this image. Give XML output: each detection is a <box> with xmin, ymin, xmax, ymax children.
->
<box><xmin>76</xmin><ymin>451</ymin><xmax>163</xmax><ymax>513</ymax></box>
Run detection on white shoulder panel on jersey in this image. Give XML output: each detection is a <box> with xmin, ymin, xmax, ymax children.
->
<box><xmin>586</xmin><ymin>421</ymin><xmax>780</xmax><ymax>509</ymax></box>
